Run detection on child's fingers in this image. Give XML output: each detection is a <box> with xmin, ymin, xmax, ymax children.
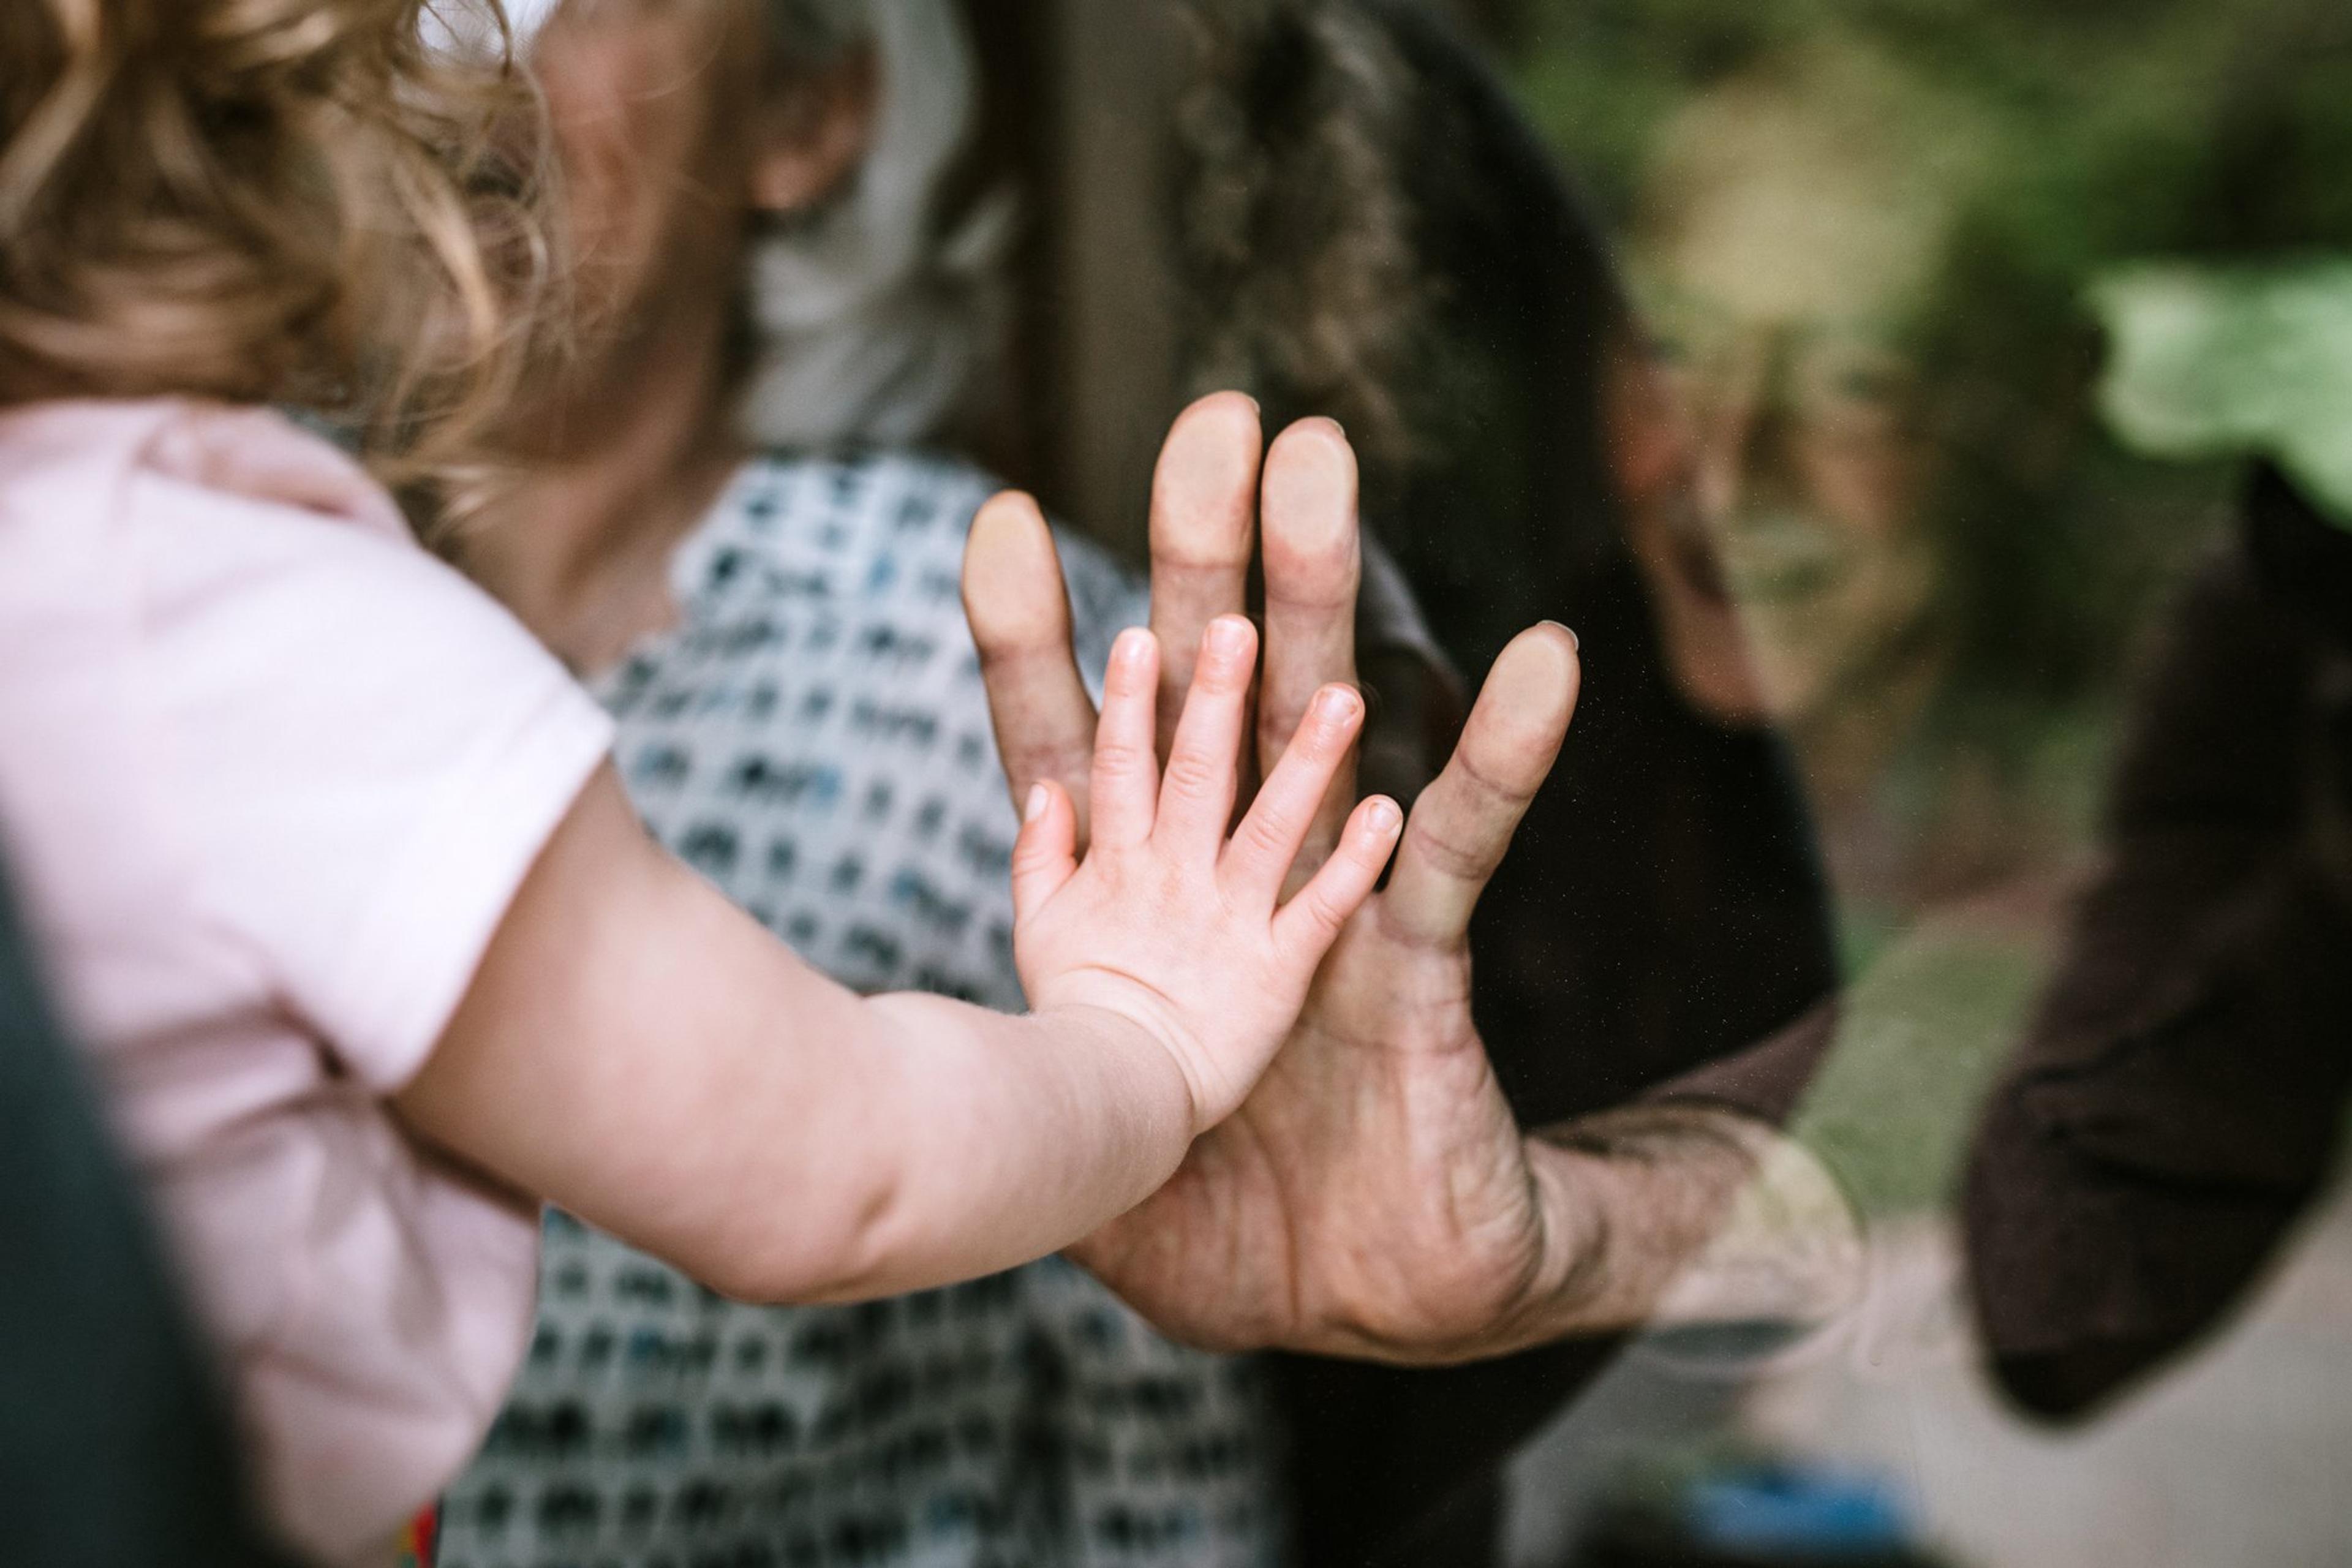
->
<box><xmin>1009</xmin><ymin>781</ymin><xmax>1079</xmax><ymax>923</ymax></box>
<box><xmin>1223</xmin><ymin>682</ymin><xmax>1365</xmax><ymax>905</ymax></box>
<box><xmin>1090</xmin><ymin>628</ymin><xmax>1163</xmax><ymax>852</ymax></box>
<box><xmin>1153</xmin><ymin>615</ymin><xmax>1259</xmax><ymax>854</ymax></box>
<box><xmin>1273</xmin><ymin>794</ymin><xmax>1404</xmax><ymax>958</ymax></box>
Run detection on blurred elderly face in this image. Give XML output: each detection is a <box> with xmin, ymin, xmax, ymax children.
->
<box><xmin>1630</xmin><ymin>118</ymin><xmax>1953</xmax><ymax>728</ymax></box>
<box><xmin>532</xmin><ymin>0</ymin><xmax>761</xmax><ymax>350</ymax></box>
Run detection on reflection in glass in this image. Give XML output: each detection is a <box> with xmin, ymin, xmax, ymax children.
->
<box><xmin>1500</xmin><ymin>2</ymin><xmax>2352</xmax><ymax>1563</ymax></box>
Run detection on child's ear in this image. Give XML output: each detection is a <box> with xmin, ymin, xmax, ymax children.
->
<box><xmin>748</xmin><ymin>49</ymin><xmax>878</xmax><ymax>216</ymax></box>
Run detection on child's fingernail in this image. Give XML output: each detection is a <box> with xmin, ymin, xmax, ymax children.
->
<box><xmin>1313</xmin><ymin>685</ymin><xmax>1360</xmax><ymax>725</ymax></box>
<box><xmin>1025</xmin><ymin>783</ymin><xmax>1050</xmax><ymax>823</ymax></box>
<box><xmin>1366</xmin><ymin>797</ymin><xmax>1402</xmax><ymax>835</ymax></box>
<box><xmin>1115</xmin><ymin>627</ymin><xmax>1151</xmax><ymax>668</ymax></box>
<box><xmin>1207</xmin><ymin>616</ymin><xmax>1251</xmax><ymax>662</ymax></box>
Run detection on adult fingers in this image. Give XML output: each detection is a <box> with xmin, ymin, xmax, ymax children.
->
<box><xmin>1257</xmin><ymin>418</ymin><xmax>1363</xmax><ymax>878</ymax></box>
<box><xmin>965</xmin><ymin>491</ymin><xmax>1101</xmax><ymax>843</ymax></box>
<box><xmin>1148</xmin><ymin>393</ymin><xmax>1263</xmax><ymax>755</ymax></box>
<box><xmin>1226</xmin><ymin>682</ymin><xmax>1365</xmax><ymax>908</ymax></box>
<box><xmin>1090</xmin><ymin>628</ymin><xmax>1164</xmax><ymax>852</ymax></box>
<box><xmin>1155</xmin><ymin>616</ymin><xmax>1260</xmax><ymax>856</ymax></box>
<box><xmin>1381</xmin><ymin>624</ymin><xmax>1581</xmax><ymax>948</ymax></box>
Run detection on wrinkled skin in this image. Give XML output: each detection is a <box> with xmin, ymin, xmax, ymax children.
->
<box><xmin>965</xmin><ymin>394</ymin><xmax>1725</xmax><ymax>1365</ymax></box>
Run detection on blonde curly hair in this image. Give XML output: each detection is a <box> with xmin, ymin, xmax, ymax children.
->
<box><xmin>0</xmin><ymin>0</ymin><xmax>551</xmax><ymax>481</ymax></box>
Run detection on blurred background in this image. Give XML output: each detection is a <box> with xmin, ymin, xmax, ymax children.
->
<box><xmin>958</xmin><ymin>1</ymin><xmax>2352</xmax><ymax>1563</ymax></box>
<box><xmin>7</xmin><ymin>3</ymin><xmax>2347</xmax><ymax>1566</ymax></box>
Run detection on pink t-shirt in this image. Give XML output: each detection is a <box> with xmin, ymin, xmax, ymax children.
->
<box><xmin>0</xmin><ymin>400</ymin><xmax>614</xmax><ymax>1563</ymax></box>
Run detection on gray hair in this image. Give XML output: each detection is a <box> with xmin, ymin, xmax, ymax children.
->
<box><xmin>735</xmin><ymin>0</ymin><xmax>1012</xmax><ymax>450</ymax></box>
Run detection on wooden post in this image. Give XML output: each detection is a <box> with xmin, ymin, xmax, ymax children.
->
<box><xmin>968</xmin><ymin>0</ymin><xmax>1502</xmax><ymax>553</ymax></box>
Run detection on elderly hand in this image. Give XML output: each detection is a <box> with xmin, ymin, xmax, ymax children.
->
<box><xmin>965</xmin><ymin>394</ymin><xmax>1853</xmax><ymax>1363</ymax></box>
<box><xmin>963</xmin><ymin>395</ymin><xmax>1566</xmax><ymax>1362</ymax></box>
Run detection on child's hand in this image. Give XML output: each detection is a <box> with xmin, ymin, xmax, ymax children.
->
<box><xmin>1011</xmin><ymin>614</ymin><xmax>1404</xmax><ymax>1132</ymax></box>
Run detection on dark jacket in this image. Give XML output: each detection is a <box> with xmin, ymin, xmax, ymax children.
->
<box><xmin>1193</xmin><ymin>4</ymin><xmax>1842</xmax><ymax>1561</ymax></box>
<box><xmin>1962</xmin><ymin>464</ymin><xmax>2352</xmax><ymax>1420</ymax></box>
<box><xmin>0</xmin><ymin>864</ymin><xmax>301</xmax><ymax>1565</ymax></box>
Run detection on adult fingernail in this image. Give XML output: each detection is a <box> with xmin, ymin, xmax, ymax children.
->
<box><xmin>1025</xmin><ymin>783</ymin><xmax>1050</xmax><ymax>823</ymax></box>
<box><xmin>1542</xmin><ymin>620</ymin><xmax>1581</xmax><ymax>652</ymax></box>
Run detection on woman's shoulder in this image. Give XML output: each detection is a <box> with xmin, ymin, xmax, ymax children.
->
<box><xmin>2</xmin><ymin>399</ymin><xmax>564</xmax><ymax>723</ymax></box>
<box><xmin>1</xmin><ymin>399</ymin><xmax>438</xmax><ymax>652</ymax></box>
<box><xmin>0</xmin><ymin>398</ymin><xmax>407</xmax><ymax>541</ymax></box>
<box><xmin>0</xmin><ymin>400</ymin><xmax>442</xmax><ymax>694</ymax></box>
<box><xmin>0</xmin><ymin>397</ymin><xmax>597</xmax><ymax>841</ymax></box>
<box><xmin>0</xmin><ymin>398</ymin><xmax>184</xmax><ymax>493</ymax></box>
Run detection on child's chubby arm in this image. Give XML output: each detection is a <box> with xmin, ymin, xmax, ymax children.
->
<box><xmin>394</xmin><ymin>616</ymin><xmax>1400</xmax><ymax>1304</ymax></box>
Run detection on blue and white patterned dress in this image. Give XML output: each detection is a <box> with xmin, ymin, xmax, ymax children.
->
<box><xmin>437</xmin><ymin>451</ymin><xmax>1283</xmax><ymax>1568</ymax></box>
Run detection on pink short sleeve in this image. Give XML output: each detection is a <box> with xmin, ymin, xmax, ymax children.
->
<box><xmin>0</xmin><ymin>400</ymin><xmax>616</xmax><ymax>1561</ymax></box>
<box><xmin>129</xmin><ymin>418</ymin><xmax>615</xmax><ymax>1090</ymax></box>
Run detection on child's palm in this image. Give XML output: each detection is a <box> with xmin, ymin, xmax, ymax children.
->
<box><xmin>1010</xmin><ymin>617</ymin><xmax>1401</xmax><ymax>1131</ymax></box>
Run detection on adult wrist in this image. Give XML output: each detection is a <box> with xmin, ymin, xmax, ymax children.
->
<box><xmin>1525</xmin><ymin>1106</ymin><xmax>1864</xmax><ymax>1344</ymax></box>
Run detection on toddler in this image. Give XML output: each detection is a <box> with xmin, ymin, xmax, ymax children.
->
<box><xmin>0</xmin><ymin>2</ymin><xmax>1399</xmax><ymax>1562</ymax></box>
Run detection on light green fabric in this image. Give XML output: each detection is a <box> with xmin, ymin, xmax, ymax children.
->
<box><xmin>2092</xmin><ymin>258</ymin><xmax>2352</xmax><ymax>529</ymax></box>
<box><xmin>1791</xmin><ymin>917</ymin><xmax>2053</xmax><ymax>1216</ymax></box>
